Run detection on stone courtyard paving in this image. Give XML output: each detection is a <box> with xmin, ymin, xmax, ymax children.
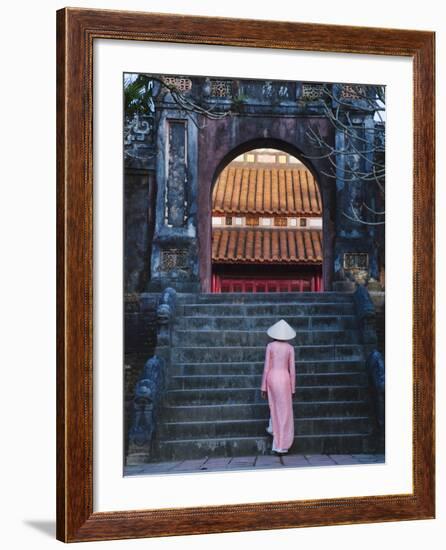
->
<box><xmin>124</xmin><ymin>453</ymin><xmax>385</xmax><ymax>476</ymax></box>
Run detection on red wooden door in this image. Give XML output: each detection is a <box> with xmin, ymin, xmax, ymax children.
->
<box><xmin>211</xmin><ymin>274</ymin><xmax>323</xmax><ymax>293</ymax></box>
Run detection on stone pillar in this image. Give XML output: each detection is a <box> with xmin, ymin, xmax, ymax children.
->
<box><xmin>148</xmin><ymin>109</ymin><xmax>200</xmax><ymax>292</ymax></box>
<box><xmin>332</xmin><ymin>84</ymin><xmax>381</xmax><ymax>291</ymax></box>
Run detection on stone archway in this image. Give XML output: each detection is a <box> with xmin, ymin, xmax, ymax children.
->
<box><xmin>198</xmin><ymin>135</ymin><xmax>335</xmax><ymax>293</ymax></box>
<box><xmin>210</xmin><ymin>146</ymin><xmax>324</xmax><ymax>293</ymax></box>
<box><xmin>137</xmin><ymin>77</ymin><xmax>384</xmax><ymax>295</ymax></box>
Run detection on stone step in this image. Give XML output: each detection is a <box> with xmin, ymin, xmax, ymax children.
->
<box><xmin>168</xmin><ymin>372</ymin><xmax>367</xmax><ymax>390</ymax></box>
<box><xmin>165</xmin><ymin>385</ymin><xmax>369</xmax><ymax>405</ymax></box>
<box><xmin>173</xmin><ymin>329</ymin><xmax>360</xmax><ymax>347</ymax></box>
<box><xmin>161</xmin><ymin>400</ymin><xmax>371</xmax><ymax>422</ymax></box>
<box><xmin>176</xmin><ymin>315</ymin><xmax>358</xmax><ymax>331</ymax></box>
<box><xmin>182</xmin><ymin>303</ymin><xmax>355</xmax><ymax>317</ymax></box>
<box><xmin>177</xmin><ymin>292</ymin><xmax>354</xmax><ymax>304</ymax></box>
<box><xmin>158</xmin><ymin>416</ymin><xmax>371</xmax><ymax>439</ymax></box>
<box><xmin>171</xmin><ymin>359</ymin><xmax>364</xmax><ymax>376</ymax></box>
<box><xmin>152</xmin><ymin>433</ymin><xmax>374</xmax><ymax>460</ymax></box>
<box><xmin>175</xmin><ymin>345</ymin><xmax>364</xmax><ymax>363</ymax></box>
<box><xmin>146</xmin><ymin>290</ymin><xmax>377</xmax><ymax>463</ymax></box>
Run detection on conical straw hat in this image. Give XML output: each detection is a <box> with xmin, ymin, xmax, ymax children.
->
<box><xmin>267</xmin><ymin>319</ymin><xmax>296</xmax><ymax>341</ymax></box>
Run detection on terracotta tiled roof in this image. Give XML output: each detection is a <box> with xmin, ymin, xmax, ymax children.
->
<box><xmin>212</xmin><ymin>228</ymin><xmax>322</xmax><ymax>264</ymax></box>
<box><xmin>212</xmin><ymin>166</ymin><xmax>321</xmax><ymax>216</ymax></box>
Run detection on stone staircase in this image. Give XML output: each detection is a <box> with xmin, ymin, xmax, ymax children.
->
<box><xmin>151</xmin><ymin>292</ymin><xmax>376</xmax><ymax>461</ymax></box>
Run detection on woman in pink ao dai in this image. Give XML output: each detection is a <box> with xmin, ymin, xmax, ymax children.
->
<box><xmin>261</xmin><ymin>319</ymin><xmax>296</xmax><ymax>454</ymax></box>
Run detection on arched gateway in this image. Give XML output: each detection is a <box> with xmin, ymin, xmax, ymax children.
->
<box><xmin>197</xmin><ymin>133</ymin><xmax>337</xmax><ymax>294</ymax></box>
<box><xmin>211</xmin><ymin>148</ymin><xmax>324</xmax><ymax>293</ymax></box>
<box><xmin>124</xmin><ymin>76</ymin><xmax>383</xmax><ymax>294</ymax></box>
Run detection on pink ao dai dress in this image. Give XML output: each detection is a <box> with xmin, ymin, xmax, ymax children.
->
<box><xmin>261</xmin><ymin>340</ymin><xmax>296</xmax><ymax>452</ymax></box>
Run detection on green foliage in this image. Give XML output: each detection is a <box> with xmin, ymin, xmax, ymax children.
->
<box><xmin>124</xmin><ymin>75</ymin><xmax>155</xmax><ymax>116</ymax></box>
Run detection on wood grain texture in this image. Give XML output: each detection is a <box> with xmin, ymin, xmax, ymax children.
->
<box><xmin>56</xmin><ymin>7</ymin><xmax>435</xmax><ymax>542</ymax></box>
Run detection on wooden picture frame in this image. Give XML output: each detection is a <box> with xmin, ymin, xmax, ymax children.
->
<box><xmin>56</xmin><ymin>7</ymin><xmax>435</xmax><ymax>542</ymax></box>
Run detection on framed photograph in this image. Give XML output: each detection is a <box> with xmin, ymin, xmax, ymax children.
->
<box><xmin>56</xmin><ymin>7</ymin><xmax>435</xmax><ymax>542</ymax></box>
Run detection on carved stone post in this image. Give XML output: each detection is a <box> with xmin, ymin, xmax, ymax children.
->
<box><xmin>353</xmin><ymin>284</ymin><xmax>384</xmax><ymax>452</ymax></box>
<box><xmin>126</xmin><ymin>288</ymin><xmax>177</xmax><ymax>465</ymax></box>
<box><xmin>126</xmin><ymin>356</ymin><xmax>165</xmax><ymax>465</ymax></box>
<box><xmin>365</xmin><ymin>349</ymin><xmax>385</xmax><ymax>451</ymax></box>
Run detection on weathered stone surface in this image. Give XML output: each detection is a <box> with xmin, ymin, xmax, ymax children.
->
<box><xmin>123</xmin><ymin>453</ymin><xmax>384</xmax><ymax>475</ymax></box>
<box><xmin>166</xmin><ymin>121</ymin><xmax>187</xmax><ymax>227</ymax></box>
<box><xmin>127</xmin><ymin>355</ymin><xmax>165</xmax><ymax>462</ymax></box>
<box><xmin>123</xmin><ymin>77</ymin><xmax>384</xmax><ymax>293</ymax></box>
<box><xmin>124</xmin><ymin>171</ymin><xmax>155</xmax><ymax>293</ymax></box>
<box><xmin>139</xmin><ymin>292</ymin><xmax>383</xmax><ymax>463</ymax></box>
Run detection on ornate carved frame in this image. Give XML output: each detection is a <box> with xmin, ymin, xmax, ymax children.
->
<box><xmin>56</xmin><ymin>8</ymin><xmax>435</xmax><ymax>542</ymax></box>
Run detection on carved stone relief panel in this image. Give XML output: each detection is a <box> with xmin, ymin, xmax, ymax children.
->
<box><xmin>162</xmin><ymin>77</ymin><xmax>192</xmax><ymax>93</ymax></box>
<box><xmin>166</xmin><ymin>120</ymin><xmax>188</xmax><ymax>227</ymax></box>
<box><xmin>160</xmin><ymin>248</ymin><xmax>188</xmax><ymax>271</ymax></box>
<box><xmin>210</xmin><ymin>79</ymin><xmax>233</xmax><ymax>98</ymax></box>
<box><xmin>340</xmin><ymin>84</ymin><xmax>366</xmax><ymax>99</ymax></box>
<box><xmin>344</xmin><ymin>252</ymin><xmax>369</xmax><ymax>270</ymax></box>
<box><xmin>302</xmin><ymin>83</ymin><xmax>324</xmax><ymax>101</ymax></box>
